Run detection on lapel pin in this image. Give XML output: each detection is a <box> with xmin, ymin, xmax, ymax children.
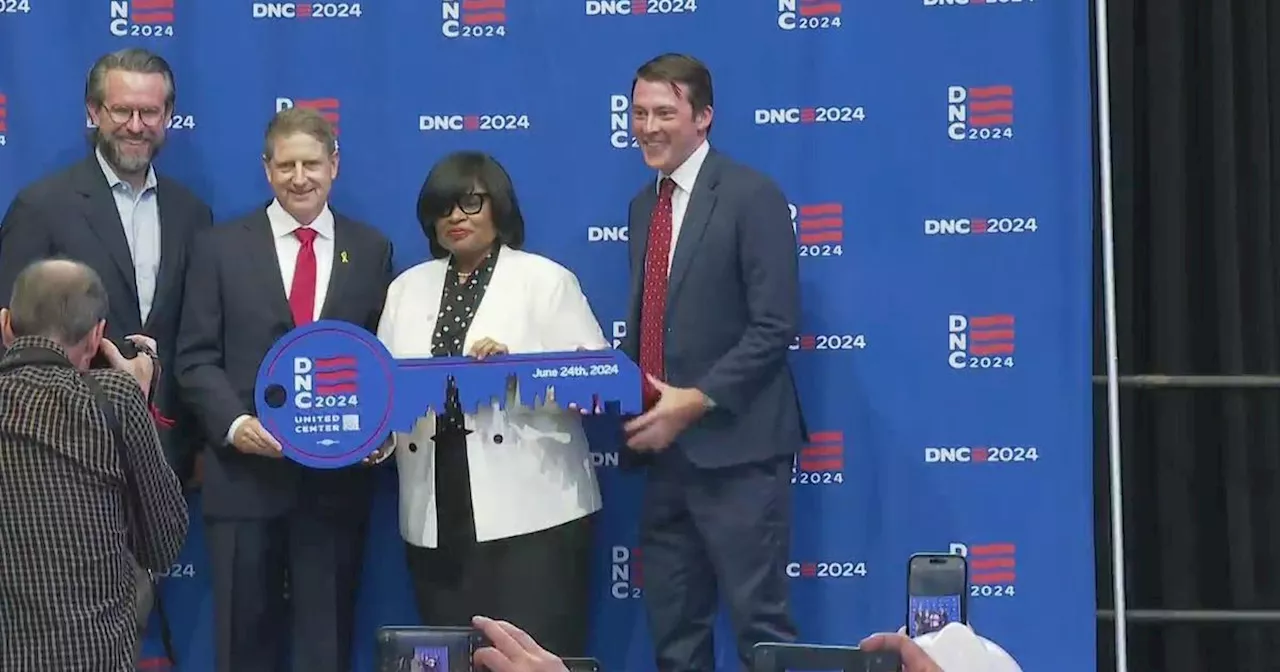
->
<box><xmin>340</xmin><ymin>251</ymin><xmax>349</xmax><ymax>264</ymax></box>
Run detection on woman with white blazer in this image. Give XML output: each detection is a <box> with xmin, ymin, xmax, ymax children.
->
<box><xmin>369</xmin><ymin>151</ymin><xmax>607</xmax><ymax>657</ymax></box>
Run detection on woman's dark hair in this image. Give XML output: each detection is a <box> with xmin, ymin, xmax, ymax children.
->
<box><xmin>416</xmin><ymin>151</ymin><xmax>526</xmax><ymax>259</ymax></box>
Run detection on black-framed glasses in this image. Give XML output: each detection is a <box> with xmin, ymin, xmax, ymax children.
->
<box><xmin>102</xmin><ymin>105</ymin><xmax>165</xmax><ymax>126</ymax></box>
<box><xmin>455</xmin><ymin>192</ymin><xmax>489</xmax><ymax>215</ymax></box>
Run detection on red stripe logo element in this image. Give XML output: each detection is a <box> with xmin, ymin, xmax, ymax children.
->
<box><xmin>130</xmin><ymin>0</ymin><xmax>175</xmax><ymax>24</ymax></box>
<box><xmin>798</xmin><ymin>0</ymin><xmax>841</xmax><ymax>16</ymax></box>
<box><xmin>965</xmin><ymin>314</ymin><xmax>1014</xmax><ymax>356</ymax></box>
<box><xmin>462</xmin><ymin>0</ymin><xmax>505</xmax><ymax>24</ymax></box>
<box><xmin>314</xmin><ymin>356</ymin><xmax>358</xmax><ymax>395</ymax></box>
<box><xmin>963</xmin><ymin>85</ymin><xmax>1014</xmax><ymax>127</ymax></box>
<box><xmin>968</xmin><ymin>543</ymin><xmax>1017</xmax><ymax>585</ymax></box>
<box><xmin>799</xmin><ymin>430</ymin><xmax>843</xmax><ymax>472</ymax></box>
<box><xmin>796</xmin><ymin>203</ymin><xmax>843</xmax><ymax>245</ymax></box>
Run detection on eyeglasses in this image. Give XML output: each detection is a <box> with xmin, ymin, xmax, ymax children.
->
<box><xmin>454</xmin><ymin>192</ymin><xmax>490</xmax><ymax>215</ymax></box>
<box><xmin>102</xmin><ymin>105</ymin><xmax>165</xmax><ymax>126</ymax></box>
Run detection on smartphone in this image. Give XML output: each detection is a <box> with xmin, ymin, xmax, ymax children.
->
<box><xmin>906</xmin><ymin>553</ymin><xmax>968</xmax><ymax>638</ymax></box>
<box><xmin>751</xmin><ymin>643</ymin><xmax>900</xmax><ymax>672</ymax></box>
<box><xmin>375</xmin><ymin>626</ymin><xmax>475</xmax><ymax>671</ymax></box>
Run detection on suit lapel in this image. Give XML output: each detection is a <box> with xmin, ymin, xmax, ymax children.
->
<box><xmin>73</xmin><ymin>159</ymin><xmax>140</xmax><ymax>311</ymax></box>
<box><xmin>465</xmin><ymin>248</ymin><xmax>509</xmax><ymax>353</ymax></box>
<box><xmin>626</xmin><ymin>186</ymin><xmax>658</xmax><ymax>345</ymax></box>
<box><xmin>246</xmin><ymin>211</ymin><xmax>296</xmax><ymax>326</ymax></box>
<box><xmin>631</xmin><ymin>185</ymin><xmax>656</xmax><ymax>272</ymax></box>
<box><xmin>666</xmin><ymin>154</ymin><xmax>721</xmax><ymax>304</ymax></box>
<box><xmin>319</xmin><ymin>215</ymin><xmax>352</xmax><ymax>320</ymax></box>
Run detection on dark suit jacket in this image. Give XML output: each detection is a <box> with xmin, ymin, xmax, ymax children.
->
<box><xmin>622</xmin><ymin>148</ymin><xmax>807</xmax><ymax>469</ymax></box>
<box><xmin>174</xmin><ymin>208</ymin><xmax>393</xmax><ymax>519</ymax></box>
<box><xmin>0</xmin><ymin>155</ymin><xmax>213</xmax><ymax>478</ymax></box>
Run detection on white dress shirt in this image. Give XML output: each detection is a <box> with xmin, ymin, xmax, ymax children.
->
<box><xmin>377</xmin><ymin>247</ymin><xmax>608</xmax><ymax>547</ymax></box>
<box><xmin>659</xmin><ymin>138</ymin><xmax>710</xmax><ymax>272</ymax></box>
<box><xmin>224</xmin><ymin>199</ymin><xmax>336</xmax><ymax>444</ymax></box>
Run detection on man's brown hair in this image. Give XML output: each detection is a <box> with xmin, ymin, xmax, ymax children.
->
<box><xmin>263</xmin><ymin>107</ymin><xmax>337</xmax><ymax>161</ymax></box>
<box><xmin>632</xmin><ymin>53</ymin><xmax>714</xmax><ymax>116</ymax></box>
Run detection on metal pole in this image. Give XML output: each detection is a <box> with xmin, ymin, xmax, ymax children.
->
<box><xmin>1093</xmin><ymin>0</ymin><xmax>1128</xmax><ymax>668</ymax></box>
<box><xmin>1092</xmin><ymin>374</ymin><xmax>1280</xmax><ymax>388</ymax></box>
<box><xmin>1097</xmin><ymin>609</ymin><xmax>1280</xmax><ymax>623</ymax></box>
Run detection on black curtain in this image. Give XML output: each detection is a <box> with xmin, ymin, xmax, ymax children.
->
<box><xmin>1095</xmin><ymin>0</ymin><xmax>1280</xmax><ymax>670</ymax></box>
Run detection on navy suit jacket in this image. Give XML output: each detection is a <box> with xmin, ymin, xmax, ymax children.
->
<box><xmin>621</xmin><ymin>148</ymin><xmax>807</xmax><ymax>469</ymax></box>
<box><xmin>174</xmin><ymin>208</ymin><xmax>393</xmax><ymax>519</ymax></box>
<box><xmin>0</xmin><ymin>155</ymin><xmax>213</xmax><ymax>479</ymax></box>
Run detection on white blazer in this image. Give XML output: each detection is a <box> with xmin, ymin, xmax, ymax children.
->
<box><xmin>377</xmin><ymin>247</ymin><xmax>609</xmax><ymax>547</ymax></box>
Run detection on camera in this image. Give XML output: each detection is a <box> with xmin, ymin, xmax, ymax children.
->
<box><xmin>88</xmin><ymin>336</ymin><xmax>141</xmax><ymax>369</ymax></box>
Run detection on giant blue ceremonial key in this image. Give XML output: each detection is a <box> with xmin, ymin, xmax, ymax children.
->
<box><xmin>254</xmin><ymin>320</ymin><xmax>643</xmax><ymax>469</ymax></box>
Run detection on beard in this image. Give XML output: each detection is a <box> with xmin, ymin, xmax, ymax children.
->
<box><xmin>96</xmin><ymin>128</ymin><xmax>164</xmax><ymax>176</ymax></box>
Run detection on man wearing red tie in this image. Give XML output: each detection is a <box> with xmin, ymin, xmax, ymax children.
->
<box><xmin>175</xmin><ymin>107</ymin><xmax>393</xmax><ymax>672</ymax></box>
<box><xmin>620</xmin><ymin>54</ymin><xmax>807</xmax><ymax>672</ymax></box>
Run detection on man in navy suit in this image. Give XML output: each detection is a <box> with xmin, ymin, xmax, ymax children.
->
<box><xmin>620</xmin><ymin>53</ymin><xmax>807</xmax><ymax>671</ymax></box>
<box><xmin>175</xmin><ymin>107</ymin><xmax>393</xmax><ymax>672</ymax></box>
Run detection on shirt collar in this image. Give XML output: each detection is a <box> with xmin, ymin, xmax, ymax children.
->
<box><xmin>95</xmin><ymin>146</ymin><xmax>157</xmax><ymax>193</ymax></box>
<box><xmin>0</xmin><ymin>336</ymin><xmax>71</xmax><ymax>366</ymax></box>
<box><xmin>266</xmin><ymin>199</ymin><xmax>335</xmax><ymax>240</ymax></box>
<box><xmin>659</xmin><ymin>139</ymin><xmax>710</xmax><ymax>195</ymax></box>
<box><xmin>6</xmin><ymin>336</ymin><xmax>68</xmax><ymax>355</ymax></box>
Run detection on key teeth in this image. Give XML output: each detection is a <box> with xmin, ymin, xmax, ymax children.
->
<box><xmin>418</xmin><ymin>381</ymin><xmax>618</xmax><ymax>416</ymax></box>
<box><xmin>390</xmin><ymin>355</ymin><xmax>641</xmax><ymax>434</ymax></box>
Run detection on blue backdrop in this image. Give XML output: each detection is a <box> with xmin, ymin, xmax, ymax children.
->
<box><xmin>0</xmin><ymin>1</ymin><xmax>1097</xmax><ymax>670</ymax></box>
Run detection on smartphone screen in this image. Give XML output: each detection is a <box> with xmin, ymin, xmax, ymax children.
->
<box><xmin>408</xmin><ymin>645</ymin><xmax>450</xmax><ymax>670</ymax></box>
<box><xmin>906</xmin><ymin>553</ymin><xmax>967</xmax><ymax>638</ymax></box>
<box><xmin>375</xmin><ymin>626</ymin><xmax>473</xmax><ymax>672</ymax></box>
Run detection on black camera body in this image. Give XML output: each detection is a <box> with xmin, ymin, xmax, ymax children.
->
<box><xmin>88</xmin><ymin>336</ymin><xmax>140</xmax><ymax>369</ymax></box>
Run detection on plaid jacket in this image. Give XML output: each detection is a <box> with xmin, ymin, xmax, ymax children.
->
<box><xmin>0</xmin><ymin>337</ymin><xmax>189</xmax><ymax>671</ymax></box>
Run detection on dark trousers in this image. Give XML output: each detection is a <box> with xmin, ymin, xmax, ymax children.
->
<box><xmin>403</xmin><ymin>514</ymin><xmax>596</xmax><ymax>658</ymax></box>
<box><xmin>641</xmin><ymin>449</ymin><xmax>798</xmax><ymax>671</ymax></box>
<box><xmin>205</xmin><ymin>509</ymin><xmax>368</xmax><ymax>672</ymax></box>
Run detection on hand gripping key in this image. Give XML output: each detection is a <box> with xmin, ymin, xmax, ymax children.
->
<box><xmin>254</xmin><ymin>320</ymin><xmax>643</xmax><ymax>469</ymax></box>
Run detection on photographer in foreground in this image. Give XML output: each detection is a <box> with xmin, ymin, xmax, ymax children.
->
<box><xmin>0</xmin><ymin>258</ymin><xmax>189</xmax><ymax>671</ymax></box>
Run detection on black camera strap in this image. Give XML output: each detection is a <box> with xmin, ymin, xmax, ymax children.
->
<box><xmin>0</xmin><ymin>347</ymin><xmax>177</xmax><ymax>666</ymax></box>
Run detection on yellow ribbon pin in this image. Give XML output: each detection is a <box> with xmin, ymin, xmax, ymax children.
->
<box><xmin>340</xmin><ymin>251</ymin><xmax>349</xmax><ymax>264</ymax></box>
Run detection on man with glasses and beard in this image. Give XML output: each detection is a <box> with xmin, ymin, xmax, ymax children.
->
<box><xmin>0</xmin><ymin>48</ymin><xmax>213</xmax><ymax>487</ymax></box>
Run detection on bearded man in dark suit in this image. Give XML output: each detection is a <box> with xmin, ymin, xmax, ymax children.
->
<box><xmin>0</xmin><ymin>48</ymin><xmax>213</xmax><ymax>483</ymax></box>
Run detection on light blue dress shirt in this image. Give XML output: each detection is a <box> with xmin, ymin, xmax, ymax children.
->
<box><xmin>94</xmin><ymin>148</ymin><xmax>160</xmax><ymax>324</ymax></box>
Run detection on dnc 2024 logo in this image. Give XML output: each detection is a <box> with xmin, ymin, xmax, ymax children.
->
<box><xmin>441</xmin><ymin>0</ymin><xmax>505</xmax><ymax>38</ymax></box>
<box><xmin>290</xmin><ymin>354</ymin><xmax>360</xmax><ymax>412</ymax></box>
<box><xmin>947</xmin><ymin>313</ymin><xmax>1014</xmax><ymax>369</ymax></box>
<box><xmin>109</xmin><ymin>0</ymin><xmax>174</xmax><ymax>38</ymax></box>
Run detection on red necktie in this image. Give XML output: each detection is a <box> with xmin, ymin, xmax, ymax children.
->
<box><xmin>290</xmin><ymin>227</ymin><xmax>318</xmax><ymax>326</ymax></box>
<box><xmin>639</xmin><ymin>178</ymin><xmax>676</xmax><ymax>409</ymax></box>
